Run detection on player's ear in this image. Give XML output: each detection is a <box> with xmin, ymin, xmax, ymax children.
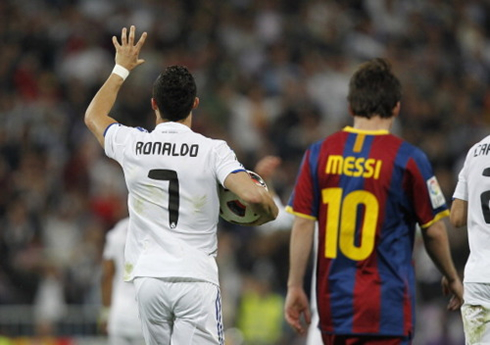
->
<box><xmin>151</xmin><ymin>98</ymin><xmax>158</xmax><ymax>111</ymax></box>
<box><xmin>348</xmin><ymin>104</ymin><xmax>355</xmax><ymax>116</ymax></box>
<box><xmin>192</xmin><ymin>97</ymin><xmax>199</xmax><ymax>109</ymax></box>
<box><xmin>392</xmin><ymin>101</ymin><xmax>401</xmax><ymax>118</ymax></box>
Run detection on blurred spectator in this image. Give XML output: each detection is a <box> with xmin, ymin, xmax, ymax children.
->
<box><xmin>1</xmin><ymin>0</ymin><xmax>489</xmax><ymax>343</ymax></box>
<box><xmin>236</xmin><ymin>261</ymin><xmax>285</xmax><ymax>345</ymax></box>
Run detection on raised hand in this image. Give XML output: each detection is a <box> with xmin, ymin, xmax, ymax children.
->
<box><xmin>112</xmin><ymin>25</ymin><xmax>147</xmax><ymax>72</ymax></box>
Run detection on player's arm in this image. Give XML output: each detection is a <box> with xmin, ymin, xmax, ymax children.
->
<box><xmin>421</xmin><ymin>218</ymin><xmax>464</xmax><ymax>310</ymax></box>
<box><xmin>99</xmin><ymin>258</ymin><xmax>116</xmax><ymax>332</ymax></box>
<box><xmin>285</xmin><ymin>216</ymin><xmax>314</xmax><ymax>335</ymax></box>
<box><xmin>85</xmin><ymin>25</ymin><xmax>147</xmax><ymax>148</ymax></box>
<box><xmin>450</xmin><ymin>198</ymin><xmax>467</xmax><ymax>228</ymax></box>
<box><xmin>224</xmin><ymin>171</ymin><xmax>278</xmax><ymax>225</ymax></box>
<box><xmin>254</xmin><ymin>155</ymin><xmax>294</xmax><ymax>231</ymax></box>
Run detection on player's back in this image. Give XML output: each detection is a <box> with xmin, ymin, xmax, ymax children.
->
<box><xmin>457</xmin><ymin>135</ymin><xmax>490</xmax><ymax>283</ymax></box>
<box><xmin>104</xmin><ymin>121</ymin><xmax>244</xmax><ymax>284</ymax></box>
<box><xmin>307</xmin><ymin>127</ymin><xmax>448</xmax><ymax>336</ymax></box>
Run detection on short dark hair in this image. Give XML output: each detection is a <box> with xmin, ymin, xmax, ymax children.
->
<box><xmin>347</xmin><ymin>58</ymin><xmax>401</xmax><ymax>119</ymax></box>
<box><xmin>152</xmin><ymin>66</ymin><xmax>197</xmax><ymax>122</ymax></box>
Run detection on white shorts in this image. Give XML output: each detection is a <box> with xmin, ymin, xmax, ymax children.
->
<box><xmin>306</xmin><ymin>311</ymin><xmax>322</xmax><ymax>345</ymax></box>
<box><xmin>462</xmin><ymin>282</ymin><xmax>490</xmax><ymax>345</ymax></box>
<box><xmin>133</xmin><ymin>277</ymin><xmax>224</xmax><ymax>345</ymax></box>
<box><xmin>109</xmin><ymin>334</ymin><xmax>146</xmax><ymax>345</ymax></box>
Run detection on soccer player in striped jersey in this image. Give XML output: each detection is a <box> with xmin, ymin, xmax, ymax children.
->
<box><xmin>451</xmin><ymin>137</ymin><xmax>490</xmax><ymax>344</ymax></box>
<box><xmin>84</xmin><ymin>25</ymin><xmax>278</xmax><ymax>345</ymax></box>
<box><xmin>284</xmin><ymin>58</ymin><xmax>463</xmax><ymax>345</ymax></box>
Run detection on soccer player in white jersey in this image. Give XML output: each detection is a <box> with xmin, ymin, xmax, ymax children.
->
<box><xmin>254</xmin><ymin>155</ymin><xmax>322</xmax><ymax>344</ymax></box>
<box><xmin>101</xmin><ymin>217</ymin><xmax>145</xmax><ymax>345</ymax></box>
<box><xmin>84</xmin><ymin>25</ymin><xmax>278</xmax><ymax>345</ymax></box>
<box><xmin>451</xmin><ymin>137</ymin><xmax>490</xmax><ymax>345</ymax></box>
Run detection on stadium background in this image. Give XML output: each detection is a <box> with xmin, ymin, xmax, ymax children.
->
<box><xmin>1</xmin><ymin>0</ymin><xmax>488</xmax><ymax>344</ymax></box>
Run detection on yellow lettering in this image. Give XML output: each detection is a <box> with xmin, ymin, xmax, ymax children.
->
<box><xmin>343</xmin><ymin>156</ymin><xmax>355</xmax><ymax>176</ymax></box>
<box><xmin>326</xmin><ymin>155</ymin><xmax>343</xmax><ymax>174</ymax></box>
<box><xmin>323</xmin><ymin>188</ymin><xmax>343</xmax><ymax>258</ymax></box>
<box><xmin>339</xmin><ymin>190</ymin><xmax>378</xmax><ymax>261</ymax></box>
<box><xmin>323</xmin><ymin>188</ymin><xmax>379</xmax><ymax>261</ymax></box>
<box><xmin>326</xmin><ymin>155</ymin><xmax>382</xmax><ymax>180</ymax></box>
<box><xmin>363</xmin><ymin>159</ymin><xmax>375</xmax><ymax>178</ymax></box>
<box><xmin>374</xmin><ymin>160</ymin><xmax>382</xmax><ymax>179</ymax></box>
<box><xmin>353</xmin><ymin>157</ymin><xmax>365</xmax><ymax>177</ymax></box>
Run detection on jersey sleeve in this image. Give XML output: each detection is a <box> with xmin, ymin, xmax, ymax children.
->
<box><xmin>104</xmin><ymin>123</ymin><xmax>144</xmax><ymax>164</ymax></box>
<box><xmin>452</xmin><ymin>152</ymin><xmax>470</xmax><ymax>201</ymax></box>
<box><xmin>213</xmin><ymin>141</ymin><xmax>245</xmax><ymax>186</ymax></box>
<box><xmin>102</xmin><ymin>229</ymin><xmax>117</xmax><ymax>260</ymax></box>
<box><xmin>406</xmin><ymin>148</ymin><xmax>449</xmax><ymax>229</ymax></box>
<box><xmin>286</xmin><ymin>149</ymin><xmax>317</xmax><ymax>220</ymax></box>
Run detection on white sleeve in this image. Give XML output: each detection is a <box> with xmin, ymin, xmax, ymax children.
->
<box><xmin>102</xmin><ymin>229</ymin><xmax>117</xmax><ymax>260</ymax></box>
<box><xmin>452</xmin><ymin>154</ymin><xmax>469</xmax><ymax>201</ymax></box>
<box><xmin>104</xmin><ymin>123</ymin><xmax>137</xmax><ymax>164</ymax></box>
<box><xmin>213</xmin><ymin>141</ymin><xmax>245</xmax><ymax>186</ymax></box>
<box><xmin>257</xmin><ymin>194</ymin><xmax>294</xmax><ymax>233</ymax></box>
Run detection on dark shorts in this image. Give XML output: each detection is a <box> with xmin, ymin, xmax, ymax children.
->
<box><xmin>322</xmin><ymin>334</ymin><xmax>412</xmax><ymax>345</ymax></box>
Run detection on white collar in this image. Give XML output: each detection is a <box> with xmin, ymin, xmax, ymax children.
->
<box><xmin>154</xmin><ymin>122</ymin><xmax>192</xmax><ymax>133</ymax></box>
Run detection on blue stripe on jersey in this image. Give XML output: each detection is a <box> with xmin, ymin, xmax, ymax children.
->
<box><xmin>309</xmin><ymin>141</ymin><xmax>322</xmax><ymax>218</ymax></box>
<box><xmin>328</xmin><ymin>133</ymin><xmax>377</xmax><ymax>332</ymax></box>
<box><xmin>103</xmin><ymin>122</ymin><xmax>120</xmax><ymax>137</ymax></box>
<box><xmin>378</xmin><ymin>141</ymin><xmax>415</xmax><ymax>335</ymax></box>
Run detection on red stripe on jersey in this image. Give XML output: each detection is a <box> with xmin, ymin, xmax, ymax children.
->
<box><xmin>404</xmin><ymin>158</ymin><xmax>434</xmax><ymax>227</ymax></box>
<box><xmin>316</xmin><ymin>135</ymin><xmax>346</xmax><ymax>333</ymax></box>
<box><xmin>293</xmin><ymin>150</ymin><xmax>315</xmax><ymax>216</ymax></box>
<box><xmin>403</xmin><ymin>283</ymin><xmax>412</xmax><ymax>335</ymax></box>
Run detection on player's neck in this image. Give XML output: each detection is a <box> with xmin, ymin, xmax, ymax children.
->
<box><xmin>156</xmin><ymin>114</ymin><xmax>192</xmax><ymax>128</ymax></box>
<box><xmin>352</xmin><ymin>115</ymin><xmax>393</xmax><ymax>132</ymax></box>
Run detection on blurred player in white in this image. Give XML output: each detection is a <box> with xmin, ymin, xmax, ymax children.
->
<box><xmin>84</xmin><ymin>25</ymin><xmax>278</xmax><ymax>345</ymax></box>
<box><xmin>254</xmin><ymin>156</ymin><xmax>322</xmax><ymax>344</ymax></box>
<box><xmin>100</xmin><ymin>217</ymin><xmax>145</xmax><ymax>345</ymax></box>
<box><xmin>451</xmin><ymin>136</ymin><xmax>490</xmax><ymax>345</ymax></box>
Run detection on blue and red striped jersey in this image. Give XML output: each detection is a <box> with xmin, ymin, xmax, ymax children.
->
<box><xmin>286</xmin><ymin>127</ymin><xmax>449</xmax><ymax>337</ymax></box>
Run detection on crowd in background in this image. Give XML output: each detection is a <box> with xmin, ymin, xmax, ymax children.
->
<box><xmin>1</xmin><ymin>0</ymin><xmax>490</xmax><ymax>344</ymax></box>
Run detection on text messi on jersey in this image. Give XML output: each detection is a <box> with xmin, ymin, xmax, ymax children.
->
<box><xmin>326</xmin><ymin>155</ymin><xmax>382</xmax><ymax>179</ymax></box>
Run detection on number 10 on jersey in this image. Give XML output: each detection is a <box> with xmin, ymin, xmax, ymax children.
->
<box><xmin>323</xmin><ymin>188</ymin><xmax>378</xmax><ymax>261</ymax></box>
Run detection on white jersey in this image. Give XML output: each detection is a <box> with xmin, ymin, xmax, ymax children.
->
<box><xmin>102</xmin><ymin>218</ymin><xmax>142</xmax><ymax>338</ymax></box>
<box><xmin>104</xmin><ymin>122</ymin><xmax>244</xmax><ymax>285</ymax></box>
<box><xmin>453</xmin><ymin>135</ymin><xmax>490</xmax><ymax>283</ymax></box>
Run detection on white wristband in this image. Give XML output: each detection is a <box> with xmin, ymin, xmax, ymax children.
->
<box><xmin>112</xmin><ymin>64</ymin><xmax>130</xmax><ymax>81</ymax></box>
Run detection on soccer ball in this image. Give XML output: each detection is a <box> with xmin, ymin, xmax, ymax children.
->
<box><xmin>219</xmin><ymin>170</ymin><xmax>268</xmax><ymax>225</ymax></box>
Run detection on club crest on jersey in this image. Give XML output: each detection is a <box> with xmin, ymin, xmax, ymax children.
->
<box><xmin>427</xmin><ymin>176</ymin><xmax>446</xmax><ymax>209</ymax></box>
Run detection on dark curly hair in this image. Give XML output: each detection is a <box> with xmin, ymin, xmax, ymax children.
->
<box><xmin>347</xmin><ymin>58</ymin><xmax>401</xmax><ymax>119</ymax></box>
<box><xmin>152</xmin><ymin>66</ymin><xmax>197</xmax><ymax>122</ymax></box>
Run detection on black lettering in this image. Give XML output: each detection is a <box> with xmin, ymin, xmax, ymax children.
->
<box><xmin>180</xmin><ymin>144</ymin><xmax>189</xmax><ymax>156</ymax></box>
<box><xmin>171</xmin><ymin>143</ymin><xmax>179</xmax><ymax>156</ymax></box>
<box><xmin>135</xmin><ymin>142</ymin><xmax>199</xmax><ymax>156</ymax></box>
<box><xmin>480</xmin><ymin>144</ymin><xmax>487</xmax><ymax>156</ymax></box>
<box><xmin>190</xmin><ymin>144</ymin><xmax>198</xmax><ymax>157</ymax></box>
<box><xmin>143</xmin><ymin>142</ymin><xmax>152</xmax><ymax>154</ymax></box>
<box><xmin>152</xmin><ymin>142</ymin><xmax>162</xmax><ymax>155</ymax></box>
<box><xmin>162</xmin><ymin>143</ymin><xmax>172</xmax><ymax>155</ymax></box>
<box><xmin>136</xmin><ymin>142</ymin><xmax>143</xmax><ymax>155</ymax></box>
